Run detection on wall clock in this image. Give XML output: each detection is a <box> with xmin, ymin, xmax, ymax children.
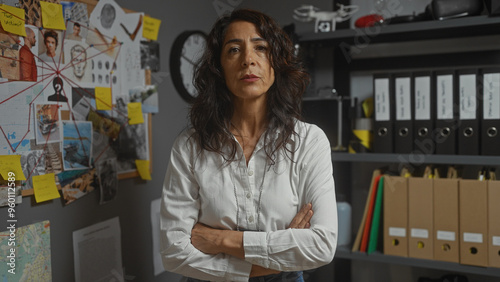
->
<box><xmin>170</xmin><ymin>30</ymin><xmax>207</xmax><ymax>102</ymax></box>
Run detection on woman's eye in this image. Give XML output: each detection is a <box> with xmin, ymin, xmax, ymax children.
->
<box><xmin>256</xmin><ymin>45</ymin><xmax>267</xmax><ymax>51</ymax></box>
<box><xmin>228</xmin><ymin>47</ymin><xmax>239</xmax><ymax>53</ymax></box>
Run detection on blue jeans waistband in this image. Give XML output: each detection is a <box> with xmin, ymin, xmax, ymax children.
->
<box><xmin>185</xmin><ymin>271</ymin><xmax>304</xmax><ymax>282</ymax></box>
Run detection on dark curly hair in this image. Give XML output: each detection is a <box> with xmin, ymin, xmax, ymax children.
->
<box><xmin>190</xmin><ymin>9</ymin><xmax>310</xmax><ymax>164</ymax></box>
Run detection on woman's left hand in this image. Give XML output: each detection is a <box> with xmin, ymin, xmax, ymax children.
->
<box><xmin>191</xmin><ymin>223</ymin><xmax>224</xmax><ymax>255</ymax></box>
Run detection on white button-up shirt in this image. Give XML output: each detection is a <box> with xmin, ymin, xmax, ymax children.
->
<box><xmin>160</xmin><ymin>121</ymin><xmax>337</xmax><ymax>281</ymax></box>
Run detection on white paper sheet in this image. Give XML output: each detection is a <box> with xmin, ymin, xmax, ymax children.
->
<box><xmin>72</xmin><ymin>217</ymin><xmax>124</xmax><ymax>282</ymax></box>
<box><xmin>151</xmin><ymin>198</ymin><xmax>165</xmax><ymax>276</ymax></box>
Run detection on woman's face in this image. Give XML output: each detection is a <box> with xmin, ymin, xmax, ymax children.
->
<box><xmin>220</xmin><ymin>21</ymin><xmax>275</xmax><ymax>101</ymax></box>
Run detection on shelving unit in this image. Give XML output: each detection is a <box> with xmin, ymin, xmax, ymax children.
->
<box><xmin>336</xmin><ymin>247</ymin><xmax>500</xmax><ymax>278</ymax></box>
<box><xmin>299</xmin><ymin>14</ymin><xmax>500</xmax><ymax>282</ymax></box>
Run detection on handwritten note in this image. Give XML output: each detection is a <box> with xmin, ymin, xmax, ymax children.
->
<box><xmin>0</xmin><ymin>5</ymin><xmax>27</xmax><ymax>37</ymax></box>
<box><xmin>135</xmin><ymin>160</ymin><xmax>151</xmax><ymax>180</ymax></box>
<box><xmin>128</xmin><ymin>102</ymin><xmax>144</xmax><ymax>125</ymax></box>
<box><xmin>142</xmin><ymin>15</ymin><xmax>161</xmax><ymax>41</ymax></box>
<box><xmin>95</xmin><ymin>87</ymin><xmax>112</xmax><ymax>110</ymax></box>
<box><xmin>33</xmin><ymin>173</ymin><xmax>60</xmax><ymax>203</ymax></box>
<box><xmin>40</xmin><ymin>1</ymin><xmax>66</xmax><ymax>30</ymax></box>
<box><xmin>0</xmin><ymin>155</ymin><xmax>26</xmax><ymax>181</ymax></box>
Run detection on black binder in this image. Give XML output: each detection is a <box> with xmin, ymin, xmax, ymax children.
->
<box><xmin>434</xmin><ymin>70</ymin><xmax>458</xmax><ymax>155</ymax></box>
<box><xmin>394</xmin><ymin>73</ymin><xmax>413</xmax><ymax>154</ymax></box>
<box><xmin>413</xmin><ymin>71</ymin><xmax>435</xmax><ymax>154</ymax></box>
<box><xmin>481</xmin><ymin>68</ymin><xmax>500</xmax><ymax>155</ymax></box>
<box><xmin>457</xmin><ymin>69</ymin><xmax>480</xmax><ymax>155</ymax></box>
<box><xmin>373</xmin><ymin>73</ymin><xmax>394</xmax><ymax>153</ymax></box>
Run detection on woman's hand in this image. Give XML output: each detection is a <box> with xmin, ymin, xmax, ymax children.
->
<box><xmin>288</xmin><ymin>203</ymin><xmax>313</xmax><ymax>229</ymax></box>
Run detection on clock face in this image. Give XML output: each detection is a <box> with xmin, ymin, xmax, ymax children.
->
<box><xmin>170</xmin><ymin>31</ymin><xmax>207</xmax><ymax>102</ymax></box>
<box><xmin>180</xmin><ymin>33</ymin><xmax>205</xmax><ymax>97</ymax></box>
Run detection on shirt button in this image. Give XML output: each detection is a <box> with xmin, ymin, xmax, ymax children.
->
<box><xmin>248</xmin><ymin>215</ymin><xmax>254</xmax><ymax>223</ymax></box>
<box><xmin>248</xmin><ymin>170</ymin><xmax>254</xmax><ymax>176</ymax></box>
<box><xmin>246</xmin><ymin>192</ymin><xmax>252</xmax><ymax>199</ymax></box>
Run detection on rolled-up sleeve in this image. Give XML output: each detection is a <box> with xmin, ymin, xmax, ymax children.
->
<box><xmin>243</xmin><ymin>125</ymin><xmax>337</xmax><ymax>271</ymax></box>
<box><xmin>159</xmin><ymin>132</ymin><xmax>252</xmax><ymax>281</ymax></box>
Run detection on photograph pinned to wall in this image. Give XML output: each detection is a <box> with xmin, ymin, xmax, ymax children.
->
<box><xmin>0</xmin><ymin>26</ymin><xmax>20</xmax><ymax>81</ymax></box>
<box><xmin>20</xmin><ymin>0</ymin><xmax>61</xmax><ymax>27</ymax></box>
<box><xmin>62</xmin><ymin>41</ymin><xmax>92</xmax><ymax>85</ymax></box>
<box><xmin>72</xmin><ymin>87</ymin><xmax>96</xmax><ymax>121</ymax></box>
<box><xmin>19</xmin><ymin>25</ymin><xmax>42</xmax><ymax>82</ymax></box>
<box><xmin>65</xmin><ymin>21</ymin><xmax>88</xmax><ymax>42</ymax></box>
<box><xmin>34</xmin><ymin>103</ymin><xmax>62</xmax><ymax>145</ymax></box>
<box><xmin>19</xmin><ymin>149</ymin><xmax>45</xmax><ymax>191</ymax></box>
<box><xmin>58</xmin><ymin>168</ymin><xmax>96</xmax><ymax>205</ymax></box>
<box><xmin>97</xmin><ymin>158</ymin><xmax>118</xmax><ymax>204</ymax></box>
<box><xmin>62</xmin><ymin>121</ymin><xmax>92</xmax><ymax>171</ymax></box>
<box><xmin>0</xmin><ymin>82</ymin><xmax>44</xmax><ymax>155</ymax></box>
<box><xmin>30</xmin><ymin>140</ymin><xmax>63</xmax><ymax>176</ymax></box>
<box><xmin>140</xmin><ymin>41</ymin><xmax>159</xmax><ymax>72</ymax></box>
<box><xmin>129</xmin><ymin>84</ymin><xmax>158</xmax><ymax>113</ymax></box>
<box><xmin>0</xmin><ymin>182</ymin><xmax>22</xmax><ymax>207</ymax></box>
<box><xmin>89</xmin><ymin>0</ymin><xmax>126</xmax><ymax>38</ymax></box>
<box><xmin>111</xmin><ymin>114</ymin><xmax>149</xmax><ymax>173</ymax></box>
<box><xmin>38</xmin><ymin>29</ymin><xmax>64</xmax><ymax>65</ymax></box>
<box><xmin>61</xmin><ymin>1</ymin><xmax>89</xmax><ymax>25</ymax></box>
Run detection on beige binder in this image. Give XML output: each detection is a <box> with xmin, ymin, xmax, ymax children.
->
<box><xmin>383</xmin><ymin>176</ymin><xmax>408</xmax><ymax>257</ymax></box>
<box><xmin>433</xmin><ymin>178</ymin><xmax>459</xmax><ymax>263</ymax></box>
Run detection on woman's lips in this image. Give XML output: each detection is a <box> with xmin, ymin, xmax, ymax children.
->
<box><xmin>241</xmin><ymin>74</ymin><xmax>259</xmax><ymax>82</ymax></box>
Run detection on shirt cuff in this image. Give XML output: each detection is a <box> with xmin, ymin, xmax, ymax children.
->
<box><xmin>225</xmin><ymin>255</ymin><xmax>253</xmax><ymax>282</ymax></box>
<box><xmin>243</xmin><ymin>231</ymin><xmax>269</xmax><ymax>268</ymax></box>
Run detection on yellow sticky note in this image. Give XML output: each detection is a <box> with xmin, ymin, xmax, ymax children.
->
<box><xmin>142</xmin><ymin>15</ymin><xmax>161</xmax><ymax>41</ymax></box>
<box><xmin>95</xmin><ymin>87</ymin><xmax>112</xmax><ymax>110</ymax></box>
<box><xmin>32</xmin><ymin>173</ymin><xmax>60</xmax><ymax>203</ymax></box>
<box><xmin>40</xmin><ymin>1</ymin><xmax>66</xmax><ymax>30</ymax></box>
<box><xmin>128</xmin><ymin>102</ymin><xmax>144</xmax><ymax>125</ymax></box>
<box><xmin>135</xmin><ymin>160</ymin><xmax>151</xmax><ymax>180</ymax></box>
<box><xmin>0</xmin><ymin>155</ymin><xmax>26</xmax><ymax>181</ymax></box>
<box><xmin>0</xmin><ymin>5</ymin><xmax>27</xmax><ymax>37</ymax></box>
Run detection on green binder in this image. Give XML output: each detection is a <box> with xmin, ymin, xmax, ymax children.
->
<box><xmin>367</xmin><ymin>175</ymin><xmax>384</xmax><ymax>254</ymax></box>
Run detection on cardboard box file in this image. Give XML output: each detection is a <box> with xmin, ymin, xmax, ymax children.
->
<box><xmin>488</xmin><ymin>180</ymin><xmax>500</xmax><ymax>267</ymax></box>
<box><xmin>383</xmin><ymin>176</ymin><xmax>408</xmax><ymax>257</ymax></box>
<box><xmin>408</xmin><ymin>177</ymin><xmax>434</xmax><ymax>260</ymax></box>
<box><xmin>459</xmin><ymin>179</ymin><xmax>488</xmax><ymax>267</ymax></box>
<box><xmin>433</xmin><ymin>178</ymin><xmax>459</xmax><ymax>263</ymax></box>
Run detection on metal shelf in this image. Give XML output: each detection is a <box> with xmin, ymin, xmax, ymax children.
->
<box><xmin>331</xmin><ymin>152</ymin><xmax>500</xmax><ymax>166</ymax></box>
<box><xmin>299</xmin><ymin>15</ymin><xmax>500</xmax><ymax>45</ymax></box>
<box><xmin>335</xmin><ymin>247</ymin><xmax>500</xmax><ymax>277</ymax></box>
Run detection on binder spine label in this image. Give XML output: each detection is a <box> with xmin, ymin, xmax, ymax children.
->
<box><xmin>483</xmin><ymin>73</ymin><xmax>500</xmax><ymax>120</ymax></box>
<box><xmin>411</xmin><ymin>228</ymin><xmax>429</xmax><ymax>239</ymax></box>
<box><xmin>437</xmin><ymin>230</ymin><xmax>456</xmax><ymax>241</ymax></box>
<box><xmin>459</xmin><ymin>74</ymin><xmax>477</xmax><ymax>120</ymax></box>
<box><xmin>415</xmin><ymin>76</ymin><xmax>431</xmax><ymax>120</ymax></box>
<box><xmin>389</xmin><ymin>227</ymin><xmax>406</xmax><ymax>237</ymax></box>
<box><xmin>437</xmin><ymin>74</ymin><xmax>454</xmax><ymax>120</ymax></box>
<box><xmin>396</xmin><ymin>77</ymin><xmax>411</xmax><ymax>121</ymax></box>
<box><xmin>375</xmin><ymin>78</ymin><xmax>390</xmax><ymax>121</ymax></box>
<box><xmin>463</xmin><ymin>232</ymin><xmax>483</xmax><ymax>243</ymax></box>
<box><xmin>493</xmin><ymin>236</ymin><xmax>500</xmax><ymax>246</ymax></box>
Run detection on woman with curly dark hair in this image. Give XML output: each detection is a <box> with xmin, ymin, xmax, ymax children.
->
<box><xmin>160</xmin><ymin>9</ymin><xmax>337</xmax><ymax>282</ymax></box>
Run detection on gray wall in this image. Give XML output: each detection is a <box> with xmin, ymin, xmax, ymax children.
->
<box><xmin>0</xmin><ymin>1</ymin><xmax>332</xmax><ymax>281</ymax></box>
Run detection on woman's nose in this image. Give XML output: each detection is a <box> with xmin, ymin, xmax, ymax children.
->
<box><xmin>241</xmin><ymin>49</ymin><xmax>255</xmax><ymax>67</ymax></box>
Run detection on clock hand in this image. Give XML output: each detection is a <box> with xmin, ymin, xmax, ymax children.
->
<box><xmin>181</xmin><ymin>54</ymin><xmax>197</xmax><ymax>65</ymax></box>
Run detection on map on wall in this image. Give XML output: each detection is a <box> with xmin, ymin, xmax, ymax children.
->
<box><xmin>0</xmin><ymin>220</ymin><xmax>52</xmax><ymax>281</ymax></box>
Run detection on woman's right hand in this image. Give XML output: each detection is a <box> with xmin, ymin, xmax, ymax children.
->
<box><xmin>288</xmin><ymin>203</ymin><xmax>313</xmax><ymax>229</ymax></box>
